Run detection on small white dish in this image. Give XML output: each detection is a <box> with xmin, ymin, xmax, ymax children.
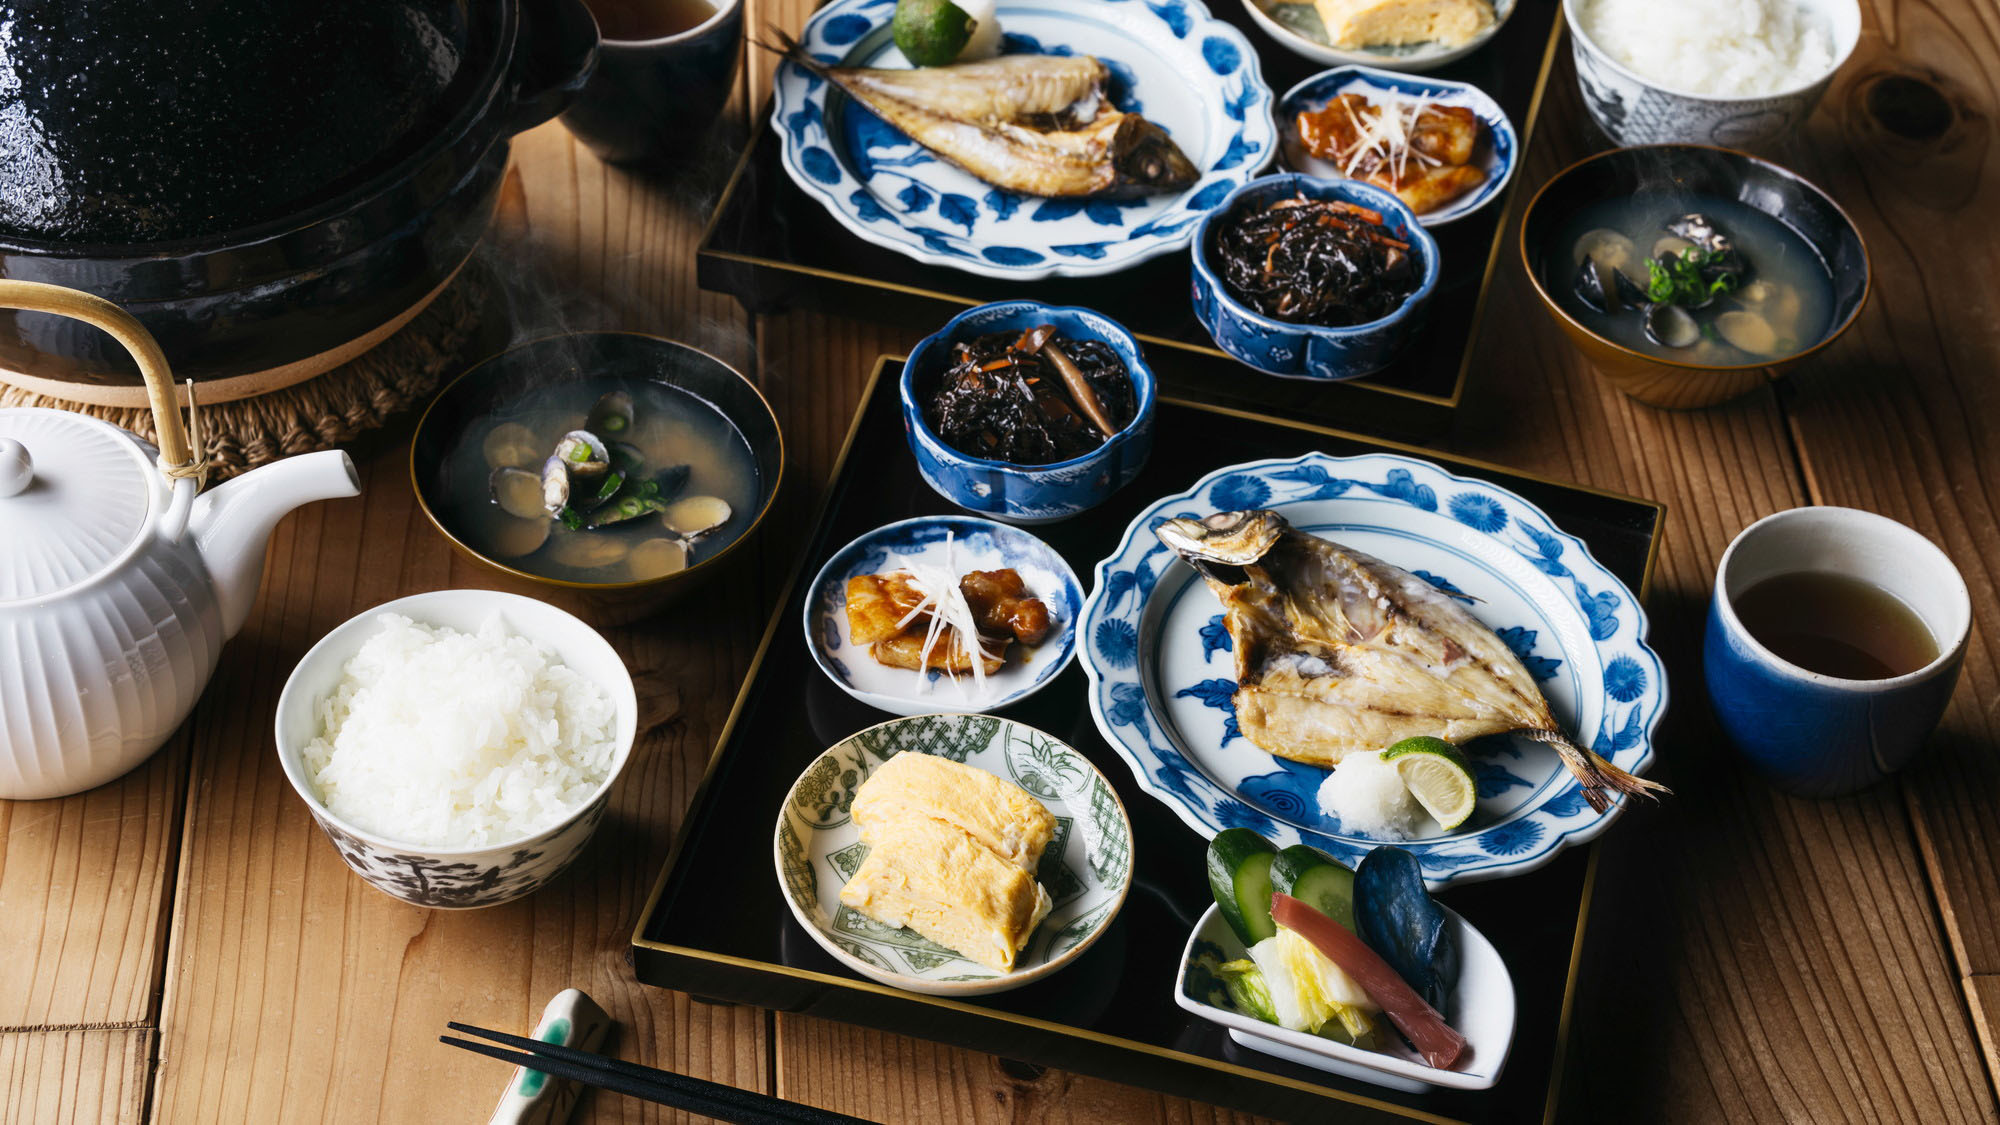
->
<box><xmin>804</xmin><ymin>516</ymin><xmax>1083</xmax><ymax>716</ymax></box>
<box><xmin>774</xmin><ymin>714</ymin><xmax>1136</xmax><ymax>997</ymax></box>
<box><xmin>1174</xmin><ymin>901</ymin><xmax>1516</xmax><ymax>1092</ymax></box>
<box><xmin>274</xmin><ymin>589</ymin><xmax>638</xmax><ymax>909</ymax></box>
<box><xmin>1240</xmin><ymin>0</ymin><xmax>1515</xmax><ymax>74</ymax></box>
<box><xmin>1276</xmin><ymin>65</ymin><xmax>1517</xmax><ymax>228</ymax></box>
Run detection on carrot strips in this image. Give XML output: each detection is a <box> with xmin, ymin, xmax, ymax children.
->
<box><xmin>1271</xmin><ymin>893</ymin><xmax>1468</xmax><ymax>1070</ymax></box>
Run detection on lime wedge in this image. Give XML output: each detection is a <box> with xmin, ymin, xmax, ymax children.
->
<box><xmin>892</xmin><ymin>0</ymin><xmax>976</xmax><ymax>67</ymax></box>
<box><xmin>1381</xmin><ymin>737</ymin><xmax>1477</xmax><ymax>831</ymax></box>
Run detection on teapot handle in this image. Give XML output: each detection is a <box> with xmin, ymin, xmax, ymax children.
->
<box><xmin>0</xmin><ymin>280</ymin><xmax>203</xmax><ymax>486</ymax></box>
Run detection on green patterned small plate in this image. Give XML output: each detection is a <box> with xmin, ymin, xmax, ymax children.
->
<box><xmin>774</xmin><ymin>713</ymin><xmax>1136</xmax><ymax>997</ymax></box>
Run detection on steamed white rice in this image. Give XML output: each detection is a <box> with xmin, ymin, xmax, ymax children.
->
<box><xmin>303</xmin><ymin>613</ymin><xmax>617</xmax><ymax>848</ymax></box>
<box><xmin>1579</xmin><ymin>0</ymin><xmax>1835</xmax><ymax>98</ymax></box>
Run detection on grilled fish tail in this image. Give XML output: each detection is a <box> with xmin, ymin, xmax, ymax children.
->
<box><xmin>1521</xmin><ymin>729</ymin><xmax>1672</xmax><ymax>813</ymax></box>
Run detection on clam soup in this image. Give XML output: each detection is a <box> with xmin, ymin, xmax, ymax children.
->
<box><xmin>441</xmin><ymin>377</ymin><xmax>762</xmax><ymax>584</ymax></box>
<box><xmin>1552</xmin><ymin>195</ymin><xmax>1834</xmax><ymax>365</ymax></box>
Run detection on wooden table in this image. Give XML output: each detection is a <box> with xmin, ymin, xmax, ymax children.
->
<box><xmin>5</xmin><ymin>1</ymin><xmax>1998</xmax><ymax>1120</ymax></box>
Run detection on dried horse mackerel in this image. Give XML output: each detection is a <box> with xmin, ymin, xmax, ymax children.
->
<box><xmin>1156</xmin><ymin>510</ymin><xmax>1668</xmax><ymax>814</ymax></box>
<box><xmin>769</xmin><ymin>33</ymin><xmax>1199</xmax><ymax>198</ymax></box>
<box><xmin>1216</xmin><ymin>193</ymin><xmax>1420</xmax><ymax>326</ymax></box>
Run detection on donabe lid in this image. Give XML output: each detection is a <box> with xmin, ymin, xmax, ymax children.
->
<box><xmin>0</xmin><ymin>0</ymin><xmax>475</xmax><ymax>245</ymax></box>
<box><xmin>0</xmin><ymin>409</ymin><xmax>155</xmax><ymax>601</ymax></box>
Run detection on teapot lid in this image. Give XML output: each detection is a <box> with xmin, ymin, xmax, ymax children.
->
<box><xmin>0</xmin><ymin>409</ymin><xmax>155</xmax><ymax>602</ymax></box>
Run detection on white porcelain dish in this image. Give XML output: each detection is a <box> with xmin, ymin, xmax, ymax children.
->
<box><xmin>1564</xmin><ymin>0</ymin><xmax>1861</xmax><ymax>147</ymax></box>
<box><xmin>804</xmin><ymin>516</ymin><xmax>1084</xmax><ymax>716</ymax></box>
<box><xmin>274</xmin><ymin>589</ymin><xmax>638</xmax><ymax>909</ymax></box>
<box><xmin>774</xmin><ymin>714</ymin><xmax>1135</xmax><ymax>996</ymax></box>
<box><xmin>1174</xmin><ymin>901</ymin><xmax>1516</xmax><ymax>1092</ymax></box>
<box><xmin>1240</xmin><ymin>0</ymin><xmax>1515</xmax><ymax>73</ymax></box>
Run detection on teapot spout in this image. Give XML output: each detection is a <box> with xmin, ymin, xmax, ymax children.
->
<box><xmin>188</xmin><ymin>450</ymin><xmax>361</xmax><ymax>638</ymax></box>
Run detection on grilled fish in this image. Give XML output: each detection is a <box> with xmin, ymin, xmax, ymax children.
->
<box><xmin>1156</xmin><ymin>510</ymin><xmax>1667</xmax><ymax>814</ymax></box>
<box><xmin>773</xmin><ymin>33</ymin><xmax>1199</xmax><ymax>198</ymax></box>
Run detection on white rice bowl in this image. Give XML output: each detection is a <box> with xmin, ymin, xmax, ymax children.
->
<box><xmin>1576</xmin><ymin>0</ymin><xmax>1836</xmax><ymax>98</ymax></box>
<box><xmin>301</xmin><ymin>613</ymin><xmax>618</xmax><ymax>848</ymax></box>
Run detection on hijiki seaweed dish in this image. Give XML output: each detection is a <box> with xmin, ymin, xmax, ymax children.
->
<box><xmin>1215</xmin><ymin>193</ymin><xmax>1422</xmax><ymax>326</ymax></box>
<box><xmin>925</xmin><ymin>326</ymin><xmax>1137</xmax><ymax>464</ymax></box>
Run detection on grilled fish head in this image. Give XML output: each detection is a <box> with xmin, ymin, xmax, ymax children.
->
<box><xmin>1103</xmin><ymin>114</ymin><xmax>1200</xmax><ymax>195</ymax></box>
<box><xmin>1155</xmin><ymin>509</ymin><xmax>1286</xmax><ymax>565</ymax></box>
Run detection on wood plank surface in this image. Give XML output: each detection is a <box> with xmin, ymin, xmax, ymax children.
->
<box><xmin>0</xmin><ymin>1029</ymin><xmax>152</xmax><ymax>1125</ymax></box>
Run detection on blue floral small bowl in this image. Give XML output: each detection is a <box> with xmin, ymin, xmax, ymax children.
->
<box><xmin>901</xmin><ymin>301</ymin><xmax>1157</xmax><ymax>525</ymax></box>
<box><xmin>1191</xmin><ymin>173</ymin><xmax>1441</xmax><ymax>381</ymax></box>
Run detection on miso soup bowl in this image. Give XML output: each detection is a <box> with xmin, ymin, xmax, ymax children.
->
<box><xmin>901</xmin><ymin>301</ymin><xmax>1156</xmax><ymax>525</ymax></box>
<box><xmin>1191</xmin><ymin>172</ymin><xmax>1440</xmax><ymax>382</ymax></box>
<box><xmin>411</xmin><ymin>331</ymin><xmax>783</xmax><ymax>625</ymax></box>
<box><xmin>275</xmin><ymin>589</ymin><xmax>639</xmax><ymax>909</ymax></box>
<box><xmin>1520</xmin><ymin>145</ymin><xmax>1869</xmax><ymax>410</ymax></box>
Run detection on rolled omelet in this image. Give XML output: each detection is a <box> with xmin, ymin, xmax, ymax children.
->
<box><xmin>851</xmin><ymin>752</ymin><xmax>1057</xmax><ymax>872</ymax></box>
<box><xmin>840</xmin><ymin>815</ymin><xmax>1054</xmax><ymax>972</ymax></box>
<box><xmin>1309</xmin><ymin>0</ymin><xmax>1494</xmax><ymax>48</ymax></box>
<box><xmin>841</xmin><ymin>752</ymin><xmax>1059</xmax><ymax>972</ymax></box>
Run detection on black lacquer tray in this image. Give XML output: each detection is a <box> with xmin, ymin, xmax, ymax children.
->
<box><xmin>632</xmin><ymin>358</ymin><xmax>1664</xmax><ymax>1122</ymax></box>
<box><xmin>697</xmin><ymin>1</ymin><xmax>1568</xmax><ymax>437</ymax></box>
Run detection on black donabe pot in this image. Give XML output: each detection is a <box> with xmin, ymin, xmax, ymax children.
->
<box><xmin>0</xmin><ymin>0</ymin><xmax>598</xmax><ymax>391</ymax></box>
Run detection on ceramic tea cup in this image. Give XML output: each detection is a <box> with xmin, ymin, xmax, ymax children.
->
<box><xmin>1705</xmin><ymin>507</ymin><xmax>1970</xmax><ymax>796</ymax></box>
<box><xmin>559</xmin><ymin>0</ymin><xmax>744</xmax><ymax>167</ymax></box>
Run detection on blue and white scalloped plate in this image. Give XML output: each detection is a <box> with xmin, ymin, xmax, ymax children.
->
<box><xmin>1277</xmin><ymin>66</ymin><xmax>1517</xmax><ymax>228</ymax></box>
<box><xmin>770</xmin><ymin>0</ymin><xmax>1275</xmax><ymax>280</ymax></box>
<box><xmin>1077</xmin><ymin>453</ymin><xmax>1666</xmax><ymax>888</ymax></box>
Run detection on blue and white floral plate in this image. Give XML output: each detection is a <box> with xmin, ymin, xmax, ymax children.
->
<box><xmin>806</xmin><ymin>517</ymin><xmax>1084</xmax><ymax>716</ymax></box>
<box><xmin>775</xmin><ymin>714</ymin><xmax>1135</xmax><ymax>996</ymax></box>
<box><xmin>1277</xmin><ymin>66</ymin><xmax>1517</xmax><ymax>227</ymax></box>
<box><xmin>1078</xmin><ymin>453</ymin><xmax>1666</xmax><ymax>888</ymax></box>
<box><xmin>770</xmin><ymin>0</ymin><xmax>1275</xmax><ymax>280</ymax></box>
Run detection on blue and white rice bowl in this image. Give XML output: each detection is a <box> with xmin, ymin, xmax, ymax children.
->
<box><xmin>770</xmin><ymin>0</ymin><xmax>1275</xmax><ymax>280</ymax></box>
<box><xmin>1077</xmin><ymin>452</ymin><xmax>1667</xmax><ymax>889</ymax></box>
<box><xmin>1191</xmin><ymin>173</ymin><xmax>1440</xmax><ymax>381</ymax></box>
<box><xmin>1277</xmin><ymin>65</ymin><xmax>1517</xmax><ymax>227</ymax></box>
<box><xmin>902</xmin><ymin>301</ymin><xmax>1156</xmax><ymax>524</ymax></box>
<box><xmin>806</xmin><ymin>516</ymin><xmax>1084</xmax><ymax>716</ymax></box>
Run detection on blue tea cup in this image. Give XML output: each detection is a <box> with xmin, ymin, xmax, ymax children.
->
<box><xmin>1704</xmin><ymin>507</ymin><xmax>1970</xmax><ymax>796</ymax></box>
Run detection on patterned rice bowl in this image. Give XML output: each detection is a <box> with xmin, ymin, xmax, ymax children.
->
<box><xmin>770</xmin><ymin>0</ymin><xmax>1275</xmax><ymax>280</ymax></box>
<box><xmin>1077</xmin><ymin>452</ymin><xmax>1667</xmax><ymax>889</ymax></box>
<box><xmin>274</xmin><ymin>590</ymin><xmax>639</xmax><ymax>910</ymax></box>
<box><xmin>774</xmin><ymin>714</ymin><xmax>1136</xmax><ymax>997</ymax></box>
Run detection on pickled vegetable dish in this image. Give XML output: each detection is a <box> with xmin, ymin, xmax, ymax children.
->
<box><xmin>441</xmin><ymin>378</ymin><xmax>761</xmax><ymax>584</ymax></box>
<box><xmin>1214</xmin><ymin>193</ymin><xmax>1422</xmax><ymax>326</ymax></box>
<box><xmin>925</xmin><ymin>326</ymin><xmax>1137</xmax><ymax>465</ymax></box>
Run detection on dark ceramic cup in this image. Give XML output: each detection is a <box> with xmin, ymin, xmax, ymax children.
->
<box><xmin>1704</xmin><ymin>507</ymin><xmax>1970</xmax><ymax>796</ymax></box>
<box><xmin>559</xmin><ymin>0</ymin><xmax>744</xmax><ymax>167</ymax></box>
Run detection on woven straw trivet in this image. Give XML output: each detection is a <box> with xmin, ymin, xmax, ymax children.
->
<box><xmin>0</xmin><ymin>267</ymin><xmax>490</xmax><ymax>481</ymax></box>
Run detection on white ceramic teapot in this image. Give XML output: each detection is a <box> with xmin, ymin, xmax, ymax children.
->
<box><xmin>0</xmin><ymin>281</ymin><xmax>362</xmax><ymax>799</ymax></box>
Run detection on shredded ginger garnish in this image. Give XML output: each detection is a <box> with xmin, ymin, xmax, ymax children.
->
<box><xmin>1338</xmin><ymin>95</ymin><xmax>1444</xmax><ymax>183</ymax></box>
<box><xmin>892</xmin><ymin>532</ymin><xmax>1004</xmax><ymax>697</ymax></box>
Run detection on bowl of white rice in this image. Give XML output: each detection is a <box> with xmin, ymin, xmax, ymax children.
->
<box><xmin>1565</xmin><ymin>0</ymin><xmax>1861</xmax><ymax>148</ymax></box>
<box><xmin>275</xmin><ymin>590</ymin><xmax>638</xmax><ymax>909</ymax></box>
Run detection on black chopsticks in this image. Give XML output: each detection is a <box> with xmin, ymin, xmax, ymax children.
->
<box><xmin>442</xmin><ymin>1021</ymin><xmax>874</xmax><ymax>1124</ymax></box>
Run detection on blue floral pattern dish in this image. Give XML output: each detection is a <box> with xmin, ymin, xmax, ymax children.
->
<box><xmin>1077</xmin><ymin>452</ymin><xmax>1667</xmax><ymax>888</ymax></box>
<box><xmin>902</xmin><ymin>301</ymin><xmax>1157</xmax><ymax>524</ymax></box>
<box><xmin>1191</xmin><ymin>173</ymin><xmax>1440</xmax><ymax>381</ymax></box>
<box><xmin>805</xmin><ymin>516</ymin><xmax>1085</xmax><ymax>716</ymax></box>
<box><xmin>1277</xmin><ymin>66</ymin><xmax>1517</xmax><ymax>228</ymax></box>
<box><xmin>770</xmin><ymin>0</ymin><xmax>1275</xmax><ymax>280</ymax></box>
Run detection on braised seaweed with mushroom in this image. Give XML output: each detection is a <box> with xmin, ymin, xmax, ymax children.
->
<box><xmin>443</xmin><ymin>379</ymin><xmax>760</xmax><ymax>584</ymax></box>
<box><xmin>926</xmin><ymin>326</ymin><xmax>1137</xmax><ymax>465</ymax></box>
<box><xmin>1214</xmin><ymin>193</ymin><xmax>1422</xmax><ymax>327</ymax></box>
